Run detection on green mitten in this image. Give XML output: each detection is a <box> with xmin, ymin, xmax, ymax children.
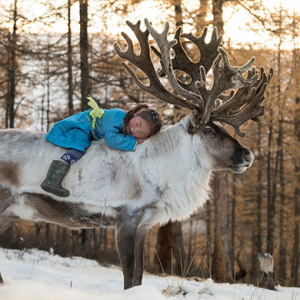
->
<box><xmin>87</xmin><ymin>96</ymin><xmax>104</xmax><ymax>129</ymax></box>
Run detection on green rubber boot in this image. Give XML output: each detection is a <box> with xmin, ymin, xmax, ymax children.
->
<box><xmin>41</xmin><ymin>160</ymin><xmax>70</xmax><ymax>197</ymax></box>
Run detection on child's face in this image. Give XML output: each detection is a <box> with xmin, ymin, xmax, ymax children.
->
<box><xmin>126</xmin><ymin>116</ymin><xmax>151</xmax><ymax>139</ymax></box>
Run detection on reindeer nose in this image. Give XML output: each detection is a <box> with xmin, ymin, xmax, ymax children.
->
<box><xmin>242</xmin><ymin>148</ymin><xmax>254</xmax><ymax>166</ymax></box>
<box><xmin>242</xmin><ymin>149</ymin><xmax>251</xmax><ymax>162</ymax></box>
<box><xmin>230</xmin><ymin>147</ymin><xmax>254</xmax><ymax>167</ymax></box>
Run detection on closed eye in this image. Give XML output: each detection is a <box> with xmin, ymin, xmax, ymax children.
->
<box><xmin>137</xmin><ymin>122</ymin><xmax>145</xmax><ymax>136</ymax></box>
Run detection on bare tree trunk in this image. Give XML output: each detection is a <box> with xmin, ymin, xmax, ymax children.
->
<box><xmin>79</xmin><ymin>0</ymin><xmax>89</xmax><ymax>110</ymax></box>
<box><xmin>269</xmin><ymin>123</ymin><xmax>281</xmax><ymax>255</ymax></box>
<box><xmin>172</xmin><ymin>221</ymin><xmax>187</xmax><ymax>276</ymax></box>
<box><xmin>268</xmin><ymin>13</ymin><xmax>284</xmax><ymax>255</ymax></box>
<box><xmin>251</xmin><ymin>122</ymin><xmax>262</xmax><ymax>281</ymax></box>
<box><xmin>45</xmin><ymin>224</ymin><xmax>51</xmax><ymax>248</ymax></box>
<box><xmin>56</xmin><ymin>225</ymin><xmax>61</xmax><ymax>249</ymax></box>
<box><xmin>206</xmin><ymin>201</ymin><xmax>212</xmax><ymax>276</ymax></box>
<box><xmin>292</xmin><ymin>177</ymin><xmax>300</xmax><ymax>286</ymax></box>
<box><xmin>154</xmin><ymin>222</ymin><xmax>172</xmax><ymax>274</ymax></box>
<box><xmin>212</xmin><ymin>171</ymin><xmax>233</xmax><ymax>282</ymax></box>
<box><xmin>42</xmin><ymin>35</ymin><xmax>50</xmax><ymax>132</ymax></box>
<box><xmin>172</xmin><ymin>0</ymin><xmax>183</xmax><ymax>27</ymax></box>
<box><xmin>46</xmin><ymin>48</ymin><xmax>50</xmax><ymax>132</ymax></box>
<box><xmin>93</xmin><ymin>229</ymin><xmax>100</xmax><ymax>255</ymax></box>
<box><xmin>62</xmin><ymin>228</ymin><xmax>69</xmax><ymax>254</ymax></box>
<box><xmin>195</xmin><ymin>0</ymin><xmax>209</xmax><ymax>33</ymax></box>
<box><xmin>154</xmin><ymin>221</ymin><xmax>186</xmax><ymax>275</ymax></box>
<box><xmin>278</xmin><ymin>117</ymin><xmax>286</xmax><ymax>282</ymax></box>
<box><xmin>291</xmin><ymin>17</ymin><xmax>300</xmax><ymax>287</ymax></box>
<box><xmin>68</xmin><ymin>0</ymin><xmax>74</xmax><ymax>115</ymax></box>
<box><xmin>211</xmin><ymin>0</ymin><xmax>232</xmax><ymax>282</ymax></box>
<box><xmin>257</xmin><ymin>123</ymin><xmax>262</xmax><ymax>255</ymax></box>
<box><xmin>35</xmin><ymin>223</ymin><xmax>42</xmax><ymax>245</ymax></box>
<box><xmin>277</xmin><ymin>8</ymin><xmax>287</xmax><ymax>283</ymax></box>
<box><xmin>212</xmin><ymin>0</ymin><xmax>224</xmax><ymax>34</ymax></box>
<box><xmin>292</xmin><ymin>97</ymin><xmax>300</xmax><ymax>286</ymax></box>
<box><xmin>6</xmin><ymin>0</ymin><xmax>17</xmax><ymax>128</ymax></box>
<box><xmin>266</xmin><ymin>109</ymin><xmax>275</xmax><ymax>254</ymax></box>
<box><xmin>103</xmin><ymin>228</ymin><xmax>107</xmax><ymax>253</ymax></box>
<box><xmin>81</xmin><ymin>228</ymin><xmax>87</xmax><ymax>246</ymax></box>
<box><xmin>231</xmin><ymin>174</ymin><xmax>236</xmax><ymax>274</ymax></box>
<box><xmin>72</xmin><ymin>230</ymin><xmax>78</xmax><ymax>252</ymax></box>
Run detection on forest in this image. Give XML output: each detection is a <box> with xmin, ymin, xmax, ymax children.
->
<box><xmin>0</xmin><ymin>0</ymin><xmax>300</xmax><ymax>288</ymax></box>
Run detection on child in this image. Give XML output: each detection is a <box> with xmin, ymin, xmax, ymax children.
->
<box><xmin>41</xmin><ymin>96</ymin><xmax>163</xmax><ymax>197</ymax></box>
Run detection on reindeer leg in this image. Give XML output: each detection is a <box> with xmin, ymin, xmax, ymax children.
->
<box><xmin>0</xmin><ymin>210</ymin><xmax>19</xmax><ymax>285</ymax></box>
<box><xmin>133</xmin><ymin>225</ymin><xmax>148</xmax><ymax>286</ymax></box>
<box><xmin>115</xmin><ymin>213</ymin><xmax>138</xmax><ymax>290</ymax></box>
<box><xmin>0</xmin><ymin>272</ymin><xmax>4</xmax><ymax>285</ymax></box>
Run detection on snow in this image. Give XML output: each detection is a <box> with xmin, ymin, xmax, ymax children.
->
<box><xmin>0</xmin><ymin>248</ymin><xmax>299</xmax><ymax>300</ymax></box>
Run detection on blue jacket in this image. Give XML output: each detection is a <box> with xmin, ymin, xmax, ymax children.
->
<box><xmin>45</xmin><ymin>108</ymin><xmax>137</xmax><ymax>151</ymax></box>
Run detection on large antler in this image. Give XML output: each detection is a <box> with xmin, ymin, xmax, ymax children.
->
<box><xmin>114</xmin><ymin>19</ymin><xmax>273</xmax><ymax>137</ymax></box>
<box><xmin>114</xmin><ymin>20</ymin><xmax>197</xmax><ymax>110</ymax></box>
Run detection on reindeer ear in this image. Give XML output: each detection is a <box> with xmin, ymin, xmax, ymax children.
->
<box><xmin>187</xmin><ymin>110</ymin><xmax>201</xmax><ymax>133</ymax></box>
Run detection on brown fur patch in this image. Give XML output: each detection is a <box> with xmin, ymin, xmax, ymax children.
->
<box><xmin>0</xmin><ymin>161</ymin><xmax>19</xmax><ymax>187</ymax></box>
<box><xmin>22</xmin><ymin>193</ymin><xmax>116</xmax><ymax>229</ymax></box>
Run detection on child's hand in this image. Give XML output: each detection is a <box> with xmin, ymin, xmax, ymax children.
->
<box><xmin>136</xmin><ymin>137</ymin><xmax>149</xmax><ymax>144</ymax></box>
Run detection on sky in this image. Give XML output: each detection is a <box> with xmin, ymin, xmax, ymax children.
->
<box><xmin>222</xmin><ymin>0</ymin><xmax>299</xmax><ymax>49</ymax></box>
<box><xmin>0</xmin><ymin>0</ymin><xmax>299</xmax><ymax>54</ymax></box>
<box><xmin>57</xmin><ymin>0</ymin><xmax>300</xmax><ymax>35</ymax></box>
<box><xmin>2</xmin><ymin>0</ymin><xmax>300</xmax><ymax>48</ymax></box>
<box><xmin>1</xmin><ymin>247</ymin><xmax>299</xmax><ymax>300</ymax></box>
<box><xmin>263</xmin><ymin>0</ymin><xmax>300</xmax><ymax>10</ymax></box>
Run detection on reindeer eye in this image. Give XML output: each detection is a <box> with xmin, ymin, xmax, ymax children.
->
<box><xmin>203</xmin><ymin>126</ymin><xmax>215</xmax><ymax>136</ymax></box>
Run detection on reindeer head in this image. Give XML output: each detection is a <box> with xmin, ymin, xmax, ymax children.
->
<box><xmin>114</xmin><ymin>19</ymin><xmax>273</xmax><ymax>138</ymax></box>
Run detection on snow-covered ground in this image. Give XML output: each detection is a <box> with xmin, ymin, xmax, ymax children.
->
<box><xmin>0</xmin><ymin>247</ymin><xmax>299</xmax><ymax>300</ymax></box>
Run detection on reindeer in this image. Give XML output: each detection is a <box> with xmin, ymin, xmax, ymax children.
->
<box><xmin>0</xmin><ymin>19</ymin><xmax>272</xmax><ymax>289</ymax></box>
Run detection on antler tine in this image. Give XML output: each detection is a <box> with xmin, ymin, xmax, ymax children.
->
<box><xmin>211</xmin><ymin>67</ymin><xmax>273</xmax><ymax>136</ymax></box>
<box><xmin>151</xmin><ymin>26</ymin><xmax>222</xmax><ymax>94</ymax></box>
<box><xmin>212</xmin><ymin>66</ymin><xmax>272</xmax><ymax>116</ymax></box>
<box><xmin>214</xmin><ymin>48</ymin><xmax>258</xmax><ymax>90</ymax></box>
<box><xmin>196</xmin><ymin>47</ymin><xmax>259</xmax><ymax>124</ymax></box>
<box><xmin>213</xmin><ymin>84</ymin><xmax>267</xmax><ymax>137</ymax></box>
<box><xmin>114</xmin><ymin>20</ymin><xmax>198</xmax><ymax>110</ymax></box>
<box><xmin>144</xmin><ymin>18</ymin><xmax>203</xmax><ymax>108</ymax></box>
<box><xmin>212</xmin><ymin>67</ymin><xmax>259</xmax><ymax>115</ymax></box>
<box><xmin>180</xmin><ymin>26</ymin><xmax>222</xmax><ymax>73</ymax></box>
<box><xmin>151</xmin><ymin>27</ymin><xmax>198</xmax><ymax>85</ymax></box>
